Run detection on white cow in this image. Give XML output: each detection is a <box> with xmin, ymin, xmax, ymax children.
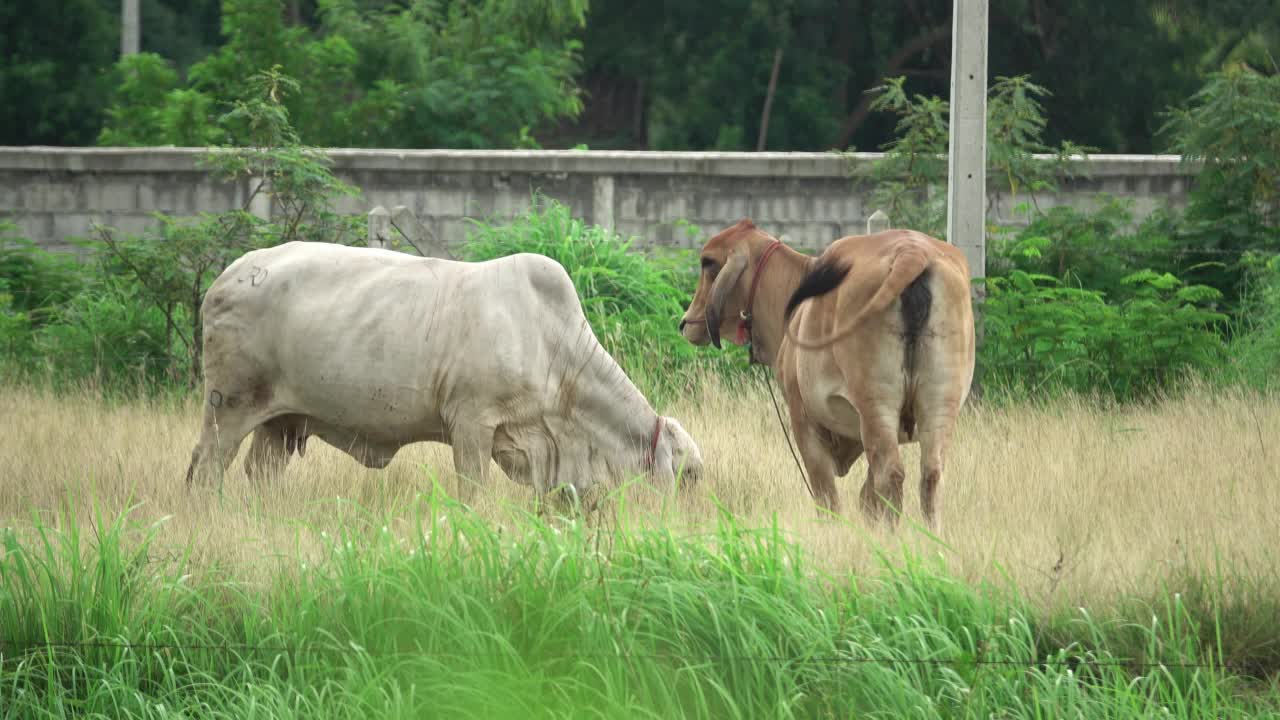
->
<box><xmin>183</xmin><ymin>241</ymin><xmax>703</xmax><ymax>500</ymax></box>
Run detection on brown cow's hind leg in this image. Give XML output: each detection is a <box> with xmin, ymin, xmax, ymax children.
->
<box><xmin>914</xmin><ymin>391</ymin><xmax>963</xmax><ymax>535</ymax></box>
<box><xmin>857</xmin><ymin>411</ymin><xmax>906</xmax><ymax>528</ymax></box>
<box><xmin>788</xmin><ymin>409</ymin><xmax>841</xmax><ymax>515</ymax></box>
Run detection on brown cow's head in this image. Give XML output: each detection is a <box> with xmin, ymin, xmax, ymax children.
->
<box><xmin>678</xmin><ymin>219</ymin><xmax>765</xmax><ymax>349</ymax></box>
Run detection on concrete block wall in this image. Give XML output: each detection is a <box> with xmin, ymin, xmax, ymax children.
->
<box><xmin>0</xmin><ymin>147</ymin><xmax>1197</xmax><ymax>256</ymax></box>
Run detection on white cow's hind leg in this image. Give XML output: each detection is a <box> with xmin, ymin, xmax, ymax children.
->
<box><xmin>184</xmin><ymin>403</ymin><xmax>257</xmax><ymax>490</ymax></box>
<box><xmin>244</xmin><ymin>420</ymin><xmax>292</xmax><ymax>484</ymax></box>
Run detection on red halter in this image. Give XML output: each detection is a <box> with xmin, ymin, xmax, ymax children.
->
<box><xmin>735</xmin><ymin>239</ymin><xmax>783</xmax><ymax>354</ymax></box>
<box><xmin>644</xmin><ymin>415</ymin><xmax>664</xmax><ymax>471</ymax></box>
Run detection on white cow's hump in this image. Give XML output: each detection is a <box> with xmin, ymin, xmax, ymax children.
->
<box><xmin>204</xmin><ymin>242</ymin><xmax>584</xmax><ymax>328</ymax></box>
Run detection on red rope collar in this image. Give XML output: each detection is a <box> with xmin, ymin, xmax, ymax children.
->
<box><xmin>735</xmin><ymin>239</ymin><xmax>783</xmax><ymax>348</ymax></box>
<box><xmin>644</xmin><ymin>415</ymin><xmax>664</xmax><ymax>471</ymax></box>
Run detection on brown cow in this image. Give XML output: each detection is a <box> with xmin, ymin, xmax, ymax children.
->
<box><xmin>678</xmin><ymin>220</ymin><xmax>975</xmax><ymax>532</ymax></box>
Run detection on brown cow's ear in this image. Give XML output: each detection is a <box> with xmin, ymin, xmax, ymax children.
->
<box><xmin>705</xmin><ymin>250</ymin><xmax>749</xmax><ymax>349</ymax></box>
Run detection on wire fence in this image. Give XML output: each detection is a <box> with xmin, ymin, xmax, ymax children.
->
<box><xmin>0</xmin><ymin>636</ymin><xmax>1255</xmax><ymax>674</ymax></box>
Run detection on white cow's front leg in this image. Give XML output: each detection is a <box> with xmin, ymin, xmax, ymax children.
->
<box><xmin>448</xmin><ymin>418</ymin><xmax>495</xmax><ymax>506</ymax></box>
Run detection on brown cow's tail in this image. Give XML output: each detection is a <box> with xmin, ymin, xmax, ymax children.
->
<box><xmin>783</xmin><ymin>247</ymin><xmax>932</xmax><ymax>351</ymax></box>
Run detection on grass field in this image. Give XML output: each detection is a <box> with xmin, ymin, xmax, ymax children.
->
<box><xmin>2</xmin><ymin>379</ymin><xmax>1280</xmax><ymax>717</ymax></box>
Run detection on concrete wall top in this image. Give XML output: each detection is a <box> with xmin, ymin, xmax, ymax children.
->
<box><xmin>0</xmin><ymin>146</ymin><xmax>1197</xmax><ymax>179</ymax></box>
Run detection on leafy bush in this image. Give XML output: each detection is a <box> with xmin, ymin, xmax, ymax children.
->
<box><xmin>1226</xmin><ymin>253</ymin><xmax>1280</xmax><ymax>390</ymax></box>
<box><xmin>91</xmin><ymin>67</ymin><xmax>363</xmax><ymax>388</ymax></box>
<box><xmin>98</xmin><ymin>0</ymin><xmax>587</xmax><ymax>150</ymax></box>
<box><xmin>28</xmin><ymin>283</ymin><xmax>180</xmax><ymax>391</ymax></box>
<box><xmin>1159</xmin><ymin>65</ymin><xmax>1280</xmax><ymax>306</ymax></box>
<box><xmin>987</xmin><ymin>198</ymin><xmax>1206</xmax><ymax>303</ymax></box>
<box><xmin>459</xmin><ymin>197</ymin><xmax>750</xmax><ymax>407</ymax></box>
<box><xmin>0</xmin><ymin>228</ymin><xmax>89</xmax><ymax>322</ymax></box>
<box><xmin>981</xmin><ymin>269</ymin><xmax>1229</xmax><ymax>401</ymax></box>
<box><xmin>0</xmin><ymin>291</ymin><xmax>32</xmax><ymax>363</ymax></box>
<box><xmin>845</xmin><ymin>75</ymin><xmax>1095</xmax><ymax>237</ymax></box>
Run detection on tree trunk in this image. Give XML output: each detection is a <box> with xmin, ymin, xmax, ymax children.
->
<box><xmin>757</xmin><ymin>48</ymin><xmax>784</xmax><ymax>151</ymax></box>
<box><xmin>831</xmin><ymin>25</ymin><xmax>951</xmax><ymax>149</ymax></box>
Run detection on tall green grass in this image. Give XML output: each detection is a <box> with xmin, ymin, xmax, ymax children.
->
<box><xmin>459</xmin><ymin>197</ymin><xmax>752</xmax><ymax>408</ymax></box>
<box><xmin>1</xmin><ymin>488</ymin><xmax>1276</xmax><ymax>719</ymax></box>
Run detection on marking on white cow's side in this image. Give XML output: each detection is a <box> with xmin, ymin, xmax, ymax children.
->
<box><xmin>250</xmin><ymin>266</ymin><xmax>269</xmax><ymax>287</ymax></box>
<box><xmin>209</xmin><ymin>390</ymin><xmax>223</xmax><ymax>408</ymax></box>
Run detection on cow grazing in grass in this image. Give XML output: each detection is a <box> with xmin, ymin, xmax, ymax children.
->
<box><xmin>184</xmin><ymin>241</ymin><xmax>703</xmax><ymax>501</ymax></box>
<box><xmin>678</xmin><ymin>220</ymin><xmax>974</xmax><ymax>532</ymax></box>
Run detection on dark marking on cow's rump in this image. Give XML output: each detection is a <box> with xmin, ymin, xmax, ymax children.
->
<box><xmin>250</xmin><ymin>266</ymin><xmax>269</xmax><ymax>287</ymax></box>
<box><xmin>899</xmin><ymin>267</ymin><xmax>932</xmax><ymax>374</ymax></box>
<box><xmin>209</xmin><ymin>390</ymin><xmax>223</xmax><ymax>408</ymax></box>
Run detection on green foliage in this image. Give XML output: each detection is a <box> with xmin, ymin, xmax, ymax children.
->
<box><xmin>0</xmin><ymin>228</ymin><xmax>89</xmax><ymax>322</ymax></box>
<box><xmin>1</xmin><ymin>498</ymin><xmax>1276</xmax><ymax>717</ymax></box>
<box><xmin>0</xmin><ymin>224</ymin><xmax>184</xmax><ymax>391</ymax></box>
<box><xmin>26</xmin><ymin>283</ymin><xmax>180</xmax><ymax>389</ymax></box>
<box><xmin>5</xmin><ymin>0</ymin><xmax>1274</xmax><ymax>153</ymax></box>
<box><xmin>98</xmin><ymin>0</ymin><xmax>587</xmax><ymax>149</ymax></box>
<box><xmin>981</xmin><ymin>269</ymin><xmax>1229</xmax><ymax>401</ymax></box>
<box><xmin>316</xmin><ymin>0</ymin><xmax>587</xmax><ymax>148</ymax></box>
<box><xmin>1159</xmin><ymin>65</ymin><xmax>1280</xmax><ymax>301</ymax></box>
<box><xmin>98</xmin><ymin>53</ymin><xmax>227</xmax><ymax>147</ymax></box>
<box><xmin>846</xmin><ymin>75</ymin><xmax>1096</xmax><ymax>237</ymax></box>
<box><xmin>459</xmin><ymin>197</ymin><xmax>750</xmax><ymax>408</ymax></box>
<box><xmin>0</xmin><ymin>0</ymin><xmax>117</xmax><ymax>145</ymax></box>
<box><xmin>92</xmin><ymin>67</ymin><xmax>363</xmax><ymax>388</ymax></box>
<box><xmin>0</xmin><ymin>292</ymin><xmax>33</xmax><ymax>363</ymax></box>
<box><xmin>1226</xmin><ymin>253</ymin><xmax>1280</xmax><ymax>390</ymax></box>
<box><xmin>846</xmin><ymin>76</ymin><xmax>949</xmax><ymax>235</ymax></box>
<box><xmin>988</xmin><ymin>198</ymin><xmax>1188</xmax><ymax>301</ymax></box>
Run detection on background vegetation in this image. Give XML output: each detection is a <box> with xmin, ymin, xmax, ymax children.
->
<box><xmin>4</xmin><ymin>0</ymin><xmax>1279</xmax><ymax>153</ymax></box>
<box><xmin>2</xmin><ymin>1</ymin><xmax>1277</xmax><ymax>403</ymax></box>
<box><xmin>5</xmin><ymin>60</ymin><xmax>1279</xmax><ymax>404</ymax></box>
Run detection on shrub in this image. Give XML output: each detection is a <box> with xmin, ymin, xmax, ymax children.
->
<box><xmin>1226</xmin><ymin>253</ymin><xmax>1280</xmax><ymax>390</ymax></box>
<box><xmin>988</xmin><ymin>198</ymin><xmax>1192</xmax><ymax>302</ymax></box>
<box><xmin>1159</xmin><ymin>65</ymin><xmax>1280</xmax><ymax>306</ymax></box>
<box><xmin>26</xmin><ymin>282</ymin><xmax>180</xmax><ymax>392</ymax></box>
<box><xmin>981</xmin><ymin>269</ymin><xmax>1229</xmax><ymax>401</ymax></box>
<box><xmin>845</xmin><ymin>74</ymin><xmax>1095</xmax><ymax>238</ymax></box>
<box><xmin>0</xmin><ymin>291</ymin><xmax>32</xmax><ymax>364</ymax></box>
<box><xmin>90</xmin><ymin>67</ymin><xmax>363</xmax><ymax>389</ymax></box>
<box><xmin>0</xmin><ymin>227</ymin><xmax>88</xmax><ymax>323</ymax></box>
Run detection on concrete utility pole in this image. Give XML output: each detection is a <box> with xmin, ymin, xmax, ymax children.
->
<box><xmin>121</xmin><ymin>0</ymin><xmax>140</xmax><ymax>57</ymax></box>
<box><xmin>946</xmin><ymin>0</ymin><xmax>988</xmax><ymax>280</ymax></box>
<box><xmin>946</xmin><ymin>0</ymin><xmax>988</xmax><ymax>396</ymax></box>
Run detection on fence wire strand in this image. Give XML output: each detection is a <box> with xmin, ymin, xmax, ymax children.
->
<box><xmin>0</xmin><ymin>636</ymin><xmax>1253</xmax><ymax>673</ymax></box>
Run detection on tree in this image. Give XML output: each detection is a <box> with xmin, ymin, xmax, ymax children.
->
<box><xmin>550</xmin><ymin>0</ymin><xmax>1269</xmax><ymax>154</ymax></box>
<box><xmin>97</xmin><ymin>0</ymin><xmax>588</xmax><ymax>149</ymax></box>
<box><xmin>0</xmin><ymin>0</ymin><xmax>118</xmax><ymax>145</ymax></box>
<box><xmin>94</xmin><ymin>66</ymin><xmax>361</xmax><ymax>387</ymax></box>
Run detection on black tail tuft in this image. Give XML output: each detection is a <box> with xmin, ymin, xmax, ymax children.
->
<box><xmin>899</xmin><ymin>268</ymin><xmax>932</xmax><ymax>372</ymax></box>
<box><xmin>785</xmin><ymin>260</ymin><xmax>851</xmax><ymax>321</ymax></box>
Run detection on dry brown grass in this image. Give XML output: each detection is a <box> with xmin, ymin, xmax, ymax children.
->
<box><xmin>2</xmin><ymin>378</ymin><xmax>1278</xmax><ymax>608</ymax></box>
